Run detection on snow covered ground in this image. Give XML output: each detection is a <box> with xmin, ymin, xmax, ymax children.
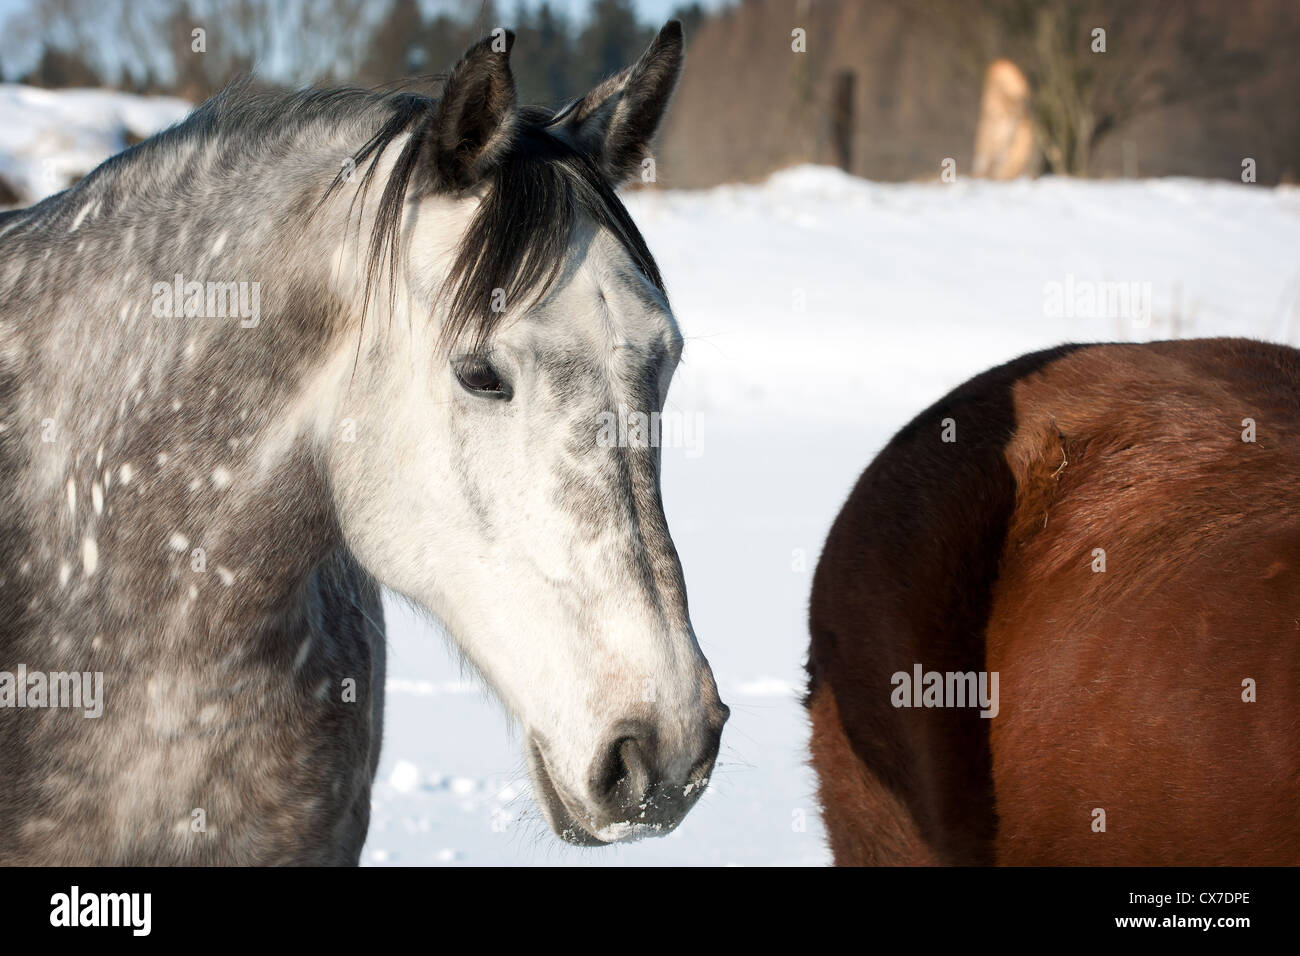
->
<box><xmin>4</xmin><ymin>89</ymin><xmax>1299</xmax><ymax>866</ymax></box>
<box><xmin>0</xmin><ymin>85</ymin><xmax>191</xmax><ymax>204</ymax></box>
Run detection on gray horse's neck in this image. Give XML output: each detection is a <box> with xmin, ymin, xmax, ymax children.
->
<box><xmin>0</xmin><ymin>94</ymin><xmax>378</xmax><ymax>661</ymax></box>
<box><xmin>0</xmin><ymin>87</ymin><xmax>398</xmax><ymax>864</ymax></box>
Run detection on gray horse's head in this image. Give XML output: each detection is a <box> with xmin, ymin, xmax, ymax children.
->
<box><xmin>325</xmin><ymin>23</ymin><xmax>727</xmax><ymax>844</ymax></box>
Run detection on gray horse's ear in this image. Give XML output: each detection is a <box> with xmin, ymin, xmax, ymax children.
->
<box><xmin>429</xmin><ymin>30</ymin><xmax>518</xmax><ymax>189</ymax></box>
<box><xmin>550</xmin><ymin>20</ymin><xmax>683</xmax><ymax>184</ymax></box>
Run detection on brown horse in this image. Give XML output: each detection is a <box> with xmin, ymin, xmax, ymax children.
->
<box><xmin>806</xmin><ymin>338</ymin><xmax>1300</xmax><ymax>865</ymax></box>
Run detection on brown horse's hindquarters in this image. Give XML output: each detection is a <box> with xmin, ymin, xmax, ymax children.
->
<box><xmin>987</xmin><ymin>527</ymin><xmax>1300</xmax><ymax>866</ymax></box>
<box><xmin>807</xmin><ymin>683</ymin><xmax>941</xmax><ymax>865</ymax></box>
<box><xmin>808</xmin><ymin>339</ymin><xmax>1300</xmax><ymax>866</ymax></box>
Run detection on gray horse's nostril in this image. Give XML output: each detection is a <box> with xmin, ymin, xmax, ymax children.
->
<box><xmin>618</xmin><ymin>736</ymin><xmax>652</xmax><ymax>803</ymax></box>
<box><xmin>592</xmin><ymin>730</ymin><xmax>654</xmax><ymax>809</ymax></box>
<box><xmin>588</xmin><ymin>715</ymin><xmax>725</xmax><ymax>828</ymax></box>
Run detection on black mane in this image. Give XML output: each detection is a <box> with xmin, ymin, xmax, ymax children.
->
<box><xmin>329</xmin><ymin>94</ymin><xmax>667</xmax><ymax>353</ymax></box>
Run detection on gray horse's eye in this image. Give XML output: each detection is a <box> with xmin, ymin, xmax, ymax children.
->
<box><xmin>454</xmin><ymin>357</ymin><xmax>508</xmax><ymax>398</ymax></box>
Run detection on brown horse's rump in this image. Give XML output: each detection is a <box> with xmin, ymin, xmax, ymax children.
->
<box><xmin>807</xmin><ymin>338</ymin><xmax>1300</xmax><ymax>865</ymax></box>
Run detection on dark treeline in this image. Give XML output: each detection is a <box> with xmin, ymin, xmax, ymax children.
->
<box><xmin>2</xmin><ymin>0</ymin><xmax>705</xmax><ymax>109</ymax></box>
<box><xmin>361</xmin><ymin>0</ymin><xmax>703</xmax><ymax>108</ymax></box>
<box><xmin>3</xmin><ymin>0</ymin><xmax>1295</xmax><ymax>186</ymax></box>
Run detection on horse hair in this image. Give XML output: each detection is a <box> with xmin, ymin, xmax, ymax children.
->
<box><xmin>315</xmin><ymin>90</ymin><xmax>668</xmax><ymax>354</ymax></box>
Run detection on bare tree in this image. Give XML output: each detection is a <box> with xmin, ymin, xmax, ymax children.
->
<box><xmin>906</xmin><ymin>0</ymin><xmax>1272</xmax><ymax>175</ymax></box>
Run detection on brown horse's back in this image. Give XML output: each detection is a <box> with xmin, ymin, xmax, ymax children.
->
<box><xmin>807</xmin><ymin>338</ymin><xmax>1300</xmax><ymax>865</ymax></box>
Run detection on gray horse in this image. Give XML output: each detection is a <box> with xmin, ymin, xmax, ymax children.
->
<box><xmin>0</xmin><ymin>21</ymin><xmax>727</xmax><ymax>864</ymax></box>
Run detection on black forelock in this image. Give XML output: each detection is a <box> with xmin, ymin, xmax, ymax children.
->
<box><xmin>328</xmin><ymin>95</ymin><xmax>667</xmax><ymax>354</ymax></box>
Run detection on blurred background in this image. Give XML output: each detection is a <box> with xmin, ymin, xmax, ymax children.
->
<box><xmin>1</xmin><ymin>0</ymin><xmax>1298</xmax><ymax>204</ymax></box>
<box><xmin>2</xmin><ymin>1</ymin><xmax>1297</xmax><ymax>865</ymax></box>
